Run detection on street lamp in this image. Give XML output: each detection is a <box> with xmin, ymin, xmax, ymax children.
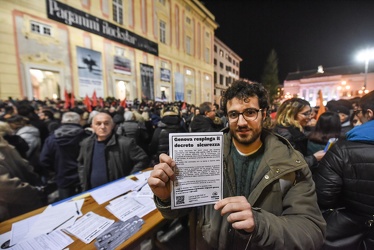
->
<box><xmin>356</xmin><ymin>48</ymin><xmax>374</xmax><ymax>90</ymax></box>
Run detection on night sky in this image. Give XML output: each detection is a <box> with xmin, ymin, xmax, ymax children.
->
<box><xmin>202</xmin><ymin>1</ymin><xmax>374</xmax><ymax>83</ymax></box>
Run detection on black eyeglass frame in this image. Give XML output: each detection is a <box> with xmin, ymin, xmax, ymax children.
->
<box><xmin>227</xmin><ymin>108</ymin><xmax>263</xmax><ymax>122</ymax></box>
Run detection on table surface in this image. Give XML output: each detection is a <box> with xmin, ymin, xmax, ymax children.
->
<box><xmin>0</xmin><ymin>193</ymin><xmax>167</xmax><ymax>249</ymax></box>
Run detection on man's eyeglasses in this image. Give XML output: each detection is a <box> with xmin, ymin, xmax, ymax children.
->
<box><xmin>227</xmin><ymin>108</ymin><xmax>262</xmax><ymax>122</ymax></box>
<box><xmin>354</xmin><ymin>109</ymin><xmax>363</xmax><ymax>115</ymax></box>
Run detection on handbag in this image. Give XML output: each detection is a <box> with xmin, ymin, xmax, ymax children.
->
<box><xmin>322</xmin><ymin>207</ymin><xmax>374</xmax><ymax>250</ymax></box>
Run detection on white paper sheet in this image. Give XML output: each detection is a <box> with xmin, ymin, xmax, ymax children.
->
<box><xmin>169</xmin><ymin>132</ymin><xmax>224</xmax><ymax>209</ymax></box>
<box><xmin>106</xmin><ymin>196</ymin><xmax>156</xmax><ymax>222</ymax></box>
<box><xmin>63</xmin><ymin>211</ymin><xmax>114</xmax><ymax>244</ymax></box>
<box><xmin>10</xmin><ymin>230</ymin><xmax>73</xmax><ymax>250</ymax></box>
<box><xmin>90</xmin><ymin>178</ymin><xmax>138</xmax><ymax>204</ymax></box>
<box><xmin>10</xmin><ymin>199</ymin><xmax>84</xmax><ymax>245</ymax></box>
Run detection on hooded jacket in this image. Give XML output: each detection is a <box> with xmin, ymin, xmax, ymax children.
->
<box><xmin>155</xmin><ymin>129</ymin><xmax>326</xmax><ymax>249</ymax></box>
<box><xmin>78</xmin><ymin>132</ymin><xmax>149</xmax><ymax>191</ymax></box>
<box><xmin>39</xmin><ymin>124</ymin><xmax>89</xmax><ymax>188</ymax></box>
<box><xmin>16</xmin><ymin>125</ymin><xmax>41</xmax><ymax>159</ymax></box>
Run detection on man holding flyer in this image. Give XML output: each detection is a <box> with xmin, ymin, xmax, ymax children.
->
<box><xmin>148</xmin><ymin>80</ymin><xmax>325</xmax><ymax>249</ymax></box>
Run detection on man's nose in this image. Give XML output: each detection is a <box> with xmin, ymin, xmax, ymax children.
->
<box><xmin>237</xmin><ymin>114</ymin><xmax>248</xmax><ymax>125</ymax></box>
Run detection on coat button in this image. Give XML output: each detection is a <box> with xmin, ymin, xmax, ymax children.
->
<box><xmin>296</xmin><ymin>160</ymin><xmax>301</xmax><ymax>163</ymax></box>
<box><xmin>265</xmin><ymin>175</ymin><xmax>269</xmax><ymax>179</ymax></box>
<box><xmin>275</xmin><ymin>169</ymin><xmax>280</xmax><ymax>173</ymax></box>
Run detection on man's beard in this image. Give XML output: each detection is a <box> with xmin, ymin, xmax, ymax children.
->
<box><xmin>230</xmin><ymin>124</ymin><xmax>262</xmax><ymax>146</ymax></box>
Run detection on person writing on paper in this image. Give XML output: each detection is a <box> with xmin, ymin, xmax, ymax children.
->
<box><xmin>313</xmin><ymin>90</ymin><xmax>374</xmax><ymax>249</ymax></box>
<box><xmin>78</xmin><ymin>112</ymin><xmax>149</xmax><ymax>191</ymax></box>
<box><xmin>148</xmin><ymin>80</ymin><xmax>326</xmax><ymax>249</ymax></box>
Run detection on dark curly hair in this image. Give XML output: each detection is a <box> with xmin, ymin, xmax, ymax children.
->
<box><xmin>220</xmin><ymin>80</ymin><xmax>270</xmax><ymax>115</ymax></box>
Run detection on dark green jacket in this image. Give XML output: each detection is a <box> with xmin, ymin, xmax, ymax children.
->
<box><xmin>155</xmin><ymin>129</ymin><xmax>326</xmax><ymax>249</ymax></box>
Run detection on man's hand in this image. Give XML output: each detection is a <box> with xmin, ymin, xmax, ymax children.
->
<box><xmin>214</xmin><ymin>196</ymin><xmax>255</xmax><ymax>233</ymax></box>
<box><xmin>147</xmin><ymin>153</ymin><xmax>176</xmax><ymax>201</ymax></box>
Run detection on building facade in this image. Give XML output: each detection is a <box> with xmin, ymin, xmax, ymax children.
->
<box><xmin>213</xmin><ymin>37</ymin><xmax>242</xmax><ymax>105</ymax></box>
<box><xmin>283</xmin><ymin>65</ymin><xmax>374</xmax><ymax>107</ymax></box>
<box><xmin>0</xmin><ymin>0</ymin><xmax>218</xmax><ymax>105</ymax></box>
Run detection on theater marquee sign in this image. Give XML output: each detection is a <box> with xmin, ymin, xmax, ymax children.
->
<box><xmin>46</xmin><ymin>0</ymin><xmax>158</xmax><ymax>56</ymax></box>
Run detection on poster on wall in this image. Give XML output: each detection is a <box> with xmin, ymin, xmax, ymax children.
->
<box><xmin>174</xmin><ymin>72</ymin><xmax>184</xmax><ymax>101</ymax></box>
<box><xmin>140</xmin><ymin>63</ymin><xmax>154</xmax><ymax>100</ymax></box>
<box><xmin>76</xmin><ymin>46</ymin><xmax>104</xmax><ymax>97</ymax></box>
<box><xmin>160</xmin><ymin>68</ymin><xmax>171</xmax><ymax>82</ymax></box>
<box><xmin>114</xmin><ymin>56</ymin><xmax>132</xmax><ymax>75</ymax></box>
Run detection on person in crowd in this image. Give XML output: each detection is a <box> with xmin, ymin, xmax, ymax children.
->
<box><xmin>0</xmin><ymin>105</ymin><xmax>16</xmax><ymax>121</ymax></box>
<box><xmin>0</xmin><ymin>121</ymin><xmax>29</xmax><ymax>159</ymax></box>
<box><xmin>7</xmin><ymin>115</ymin><xmax>43</xmax><ymax>175</ymax></box>
<box><xmin>273</xmin><ymin>98</ymin><xmax>325</xmax><ymax>169</ymax></box>
<box><xmin>148</xmin><ymin>106</ymin><xmax>186</xmax><ymax>164</ymax></box>
<box><xmin>78</xmin><ymin>112</ymin><xmax>149</xmax><ymax>191</ymax></box>
<box><xmin>306</xmin><ymin>106</ymin><xmax>318</xmax><ymax>129</ymax></box>
<box><xmin>39</xmin><ymin>112</ymin><xmax>90</xmax><ymax>200</ymax></box>
<box><xmin>39</xmin><ymin>109</ymin><xmax>60</xmax><ymax>134</ymax></box>
<box><xmin>116</xmin><ymin>110</ymin><xmax>149</xmax><ymax>153</ymax></box>
<box><xmin>16</xmin><ymin>103</ymin><xmax>49</xmax><ymax>146</ymax></box>
<box><xmin>307</xmin><ymin>112</ymin><xmax>342</xmax><ymax>172</ymax></box>
<box><xmin>189</xmin><ymin>102</ymin><xmax>223</xmax><ymax>132</ymax></box>
<box><xmin>0</xmin><ymin>135</ymin><xmax>45</xmax><ymax>221</ymax></box>
<box><xmin>184</xmin><ymin>105</ymin><xmax>195</xmax><ymax>129</ymax></box>
<box><xmin>350</xmin><ymin>111</ymin><xmax>362</xmax><ymax>127</ymax></box>
<box><xmin>313</xmin><ymin>90</ymin><xmax>374</xmax><ymax>249</ymax></box>
<box><xmin>148</xmin><ymin>80</ymin><xmax>326</xmax><ymax>249</ymax></box>
<box><xmin>328</xmin><ymin>105</ymin><xmax>353</xmax><ymax>137</ymax></box>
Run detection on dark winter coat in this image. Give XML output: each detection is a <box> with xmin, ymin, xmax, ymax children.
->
<box><xmin>78</xmin><ymin>132</ymin><xmax>149</xmax><ymax>191</ymax></box>
<box><xmin>313</xmin><ymin>120</ymin><xmax>374</xmax><ymax>249</ymax></box>
<box><xmin>39</xmin><ymin>124</ymin><xmax>89</xmax><ymax>188</ymax></box>
<box><xmin>149</xmin><ymin>115</ymin><xmax>185</xmax><ymax>162</ymax></box>
<box><xmin>273</xmin><ymin>124</ymin><xmax>318</xmax><ymax>168</ymax></box>
<box><xmin>189</xmin><ymin>114</ymin><xmax>223</xmax><ymax>132</ymax></box>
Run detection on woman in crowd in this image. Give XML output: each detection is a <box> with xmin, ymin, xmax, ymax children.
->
<box><xmin>273</xmin><ymin>98</ymin><xmax>325</xmax><ymax>168</ymax></box>
<box><xmin>307</xmin><ymin>111</ymin><xmax>342</xmax><ymax>171</ymax></box>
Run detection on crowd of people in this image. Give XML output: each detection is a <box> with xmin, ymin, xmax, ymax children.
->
<box><xmin>0</xmin><ymin>80</ymin><xmax>373</xmax><ymax>249</ymax></box>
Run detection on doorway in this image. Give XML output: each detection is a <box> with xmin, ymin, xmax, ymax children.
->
<box><xmin>116</xmin><ymin>80</ymin><xmax>130</xmax><ymax>100</ymax></box>
<box><xmin>29</xmin><ymin>69</ymin><xmax>61</xmax><ymax>100</ymax></box>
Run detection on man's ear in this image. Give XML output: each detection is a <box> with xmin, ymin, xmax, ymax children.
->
<box><xmin>367</xmin><ymin>109</ymin><xmax>374</xmax><ymax>119</ymax></box>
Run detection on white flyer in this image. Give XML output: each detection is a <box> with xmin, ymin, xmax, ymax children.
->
<box><xmin>169</xmin><ymin>132</ymin><xmax>224</xmax><ymax>209</ymax></box>
<box><xmin>63</xmin><ymin>212</ymin><xmax>114</xmax><ymax>244</ymax></box>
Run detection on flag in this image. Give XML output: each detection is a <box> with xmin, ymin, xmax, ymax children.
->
<box><xmin>92</xmin><ymin>90</ymin><xmax>98</xmax><ymax>107</ymax></box>
<box><xmin>316</xmin><ymin>90</ymin><xmax>326</xmax><ymax>120</ymax></box>
<box><xmin>181</xmin><ymin>102</ymin><xmax>187</xmax><ymax>110</ymax></box>
<box><xmin>84</xmin><ymin>94</ymin><xmax>92</xmax><ymax>112</ymax></box>
<box><xmin>120</xmin><ymin>98</ymin><xmax>127</xmax><ymax>108</ymax></box>
<box><xmin>70</xmin><ymin>93</ymin><xmax>75</xmax><ymax>109</ymax></box>
<box><xmin>64</xmin><ymin>90</ymin><xmax>70</xmax><ymax>109</ymax></box>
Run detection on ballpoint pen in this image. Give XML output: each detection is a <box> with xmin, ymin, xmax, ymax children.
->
<box><xmin>75</xmin><ymin>202</ymin><xmax>80</xmax><ymax>215</ymax></box>
<box><xmin>47</xmin><ymin>216</ymin><xmax>74</xmax><ymax>235</ymax></box>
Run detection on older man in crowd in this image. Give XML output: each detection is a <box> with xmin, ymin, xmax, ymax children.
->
<box><xmin>78</xmin><ymin>112</ymin><xmax>149</xmax><ymax>191</ymax></box>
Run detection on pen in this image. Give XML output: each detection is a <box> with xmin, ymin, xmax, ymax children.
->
<box><xmin>47</xmin><ymin>216</ymin><xmax>74</xmax><ymax>235</ymax></box>
<box><xmin>75</xmin><ymin>202</ymin><xmax>80</xmax><ymax>215</ymax></box>
<box><xmin>137</xmin><ymin>182</ymin><xmax>148</xmax><ymax>192</ymax></box>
